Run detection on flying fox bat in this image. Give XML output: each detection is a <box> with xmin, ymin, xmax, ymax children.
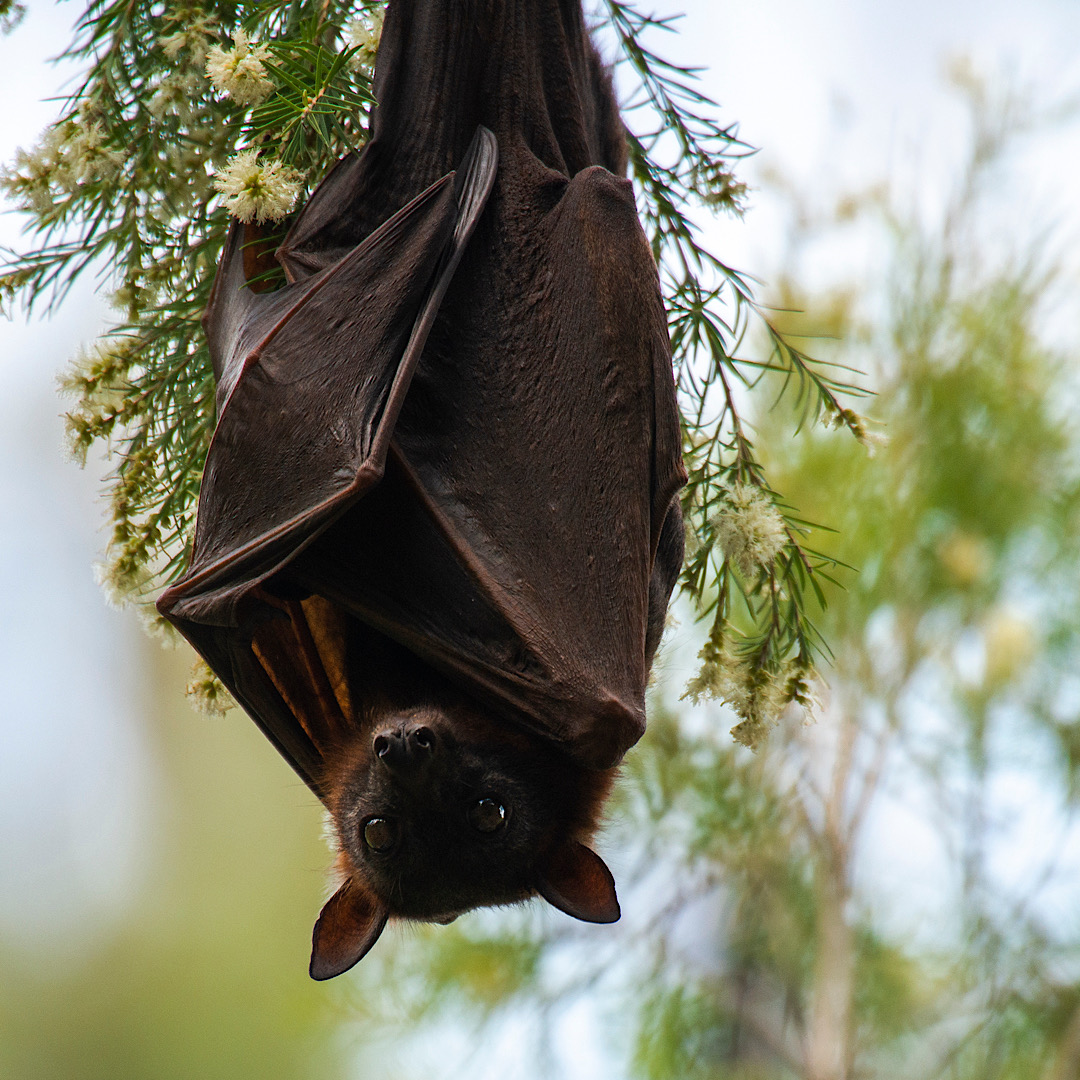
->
<box><xmin>158</xmin><ymin>0</ymin><xmax>686</xmax><ymax>980</ymax></box>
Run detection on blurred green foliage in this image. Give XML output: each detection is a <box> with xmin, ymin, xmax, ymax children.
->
<box><xmin>0</xmin><ymin>645</ymin><xmax>343</xmax><ymax>1080</ymax></box>
<box><xmin>324</xmin><ymin>72</ymin><xmax>1080</xmax><ymax>1080</ymax></box>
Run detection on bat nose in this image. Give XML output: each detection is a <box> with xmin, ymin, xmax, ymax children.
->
<box><xmin>373</xmin><ymin>723</ymin><xmax>438</xmax><ymax>773</ymax></box>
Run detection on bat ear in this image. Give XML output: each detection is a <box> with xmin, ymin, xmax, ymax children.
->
<box><xmin>536</xmin><ymin>842</ymin><xmax>620</xmax><ymax>924</ymax></box>
<box><xmin>309</xmin><ymin>877</ymin><xmax>390</xmax><ymax>981</ymax></box>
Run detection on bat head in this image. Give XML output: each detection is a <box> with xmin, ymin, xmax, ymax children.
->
<box><xmin>310</xmin><ymin>704</ymin><xmax>619</xmax><ymax>980</ymax></box>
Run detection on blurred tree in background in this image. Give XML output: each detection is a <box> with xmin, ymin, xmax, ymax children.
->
<box><xmin>331</xmin><ymin>71</ymin><xmax>1080</xmax><ymax>1080</ymax></box>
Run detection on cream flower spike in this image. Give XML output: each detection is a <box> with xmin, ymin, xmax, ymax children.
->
<box><xmin>205</xmin><ymin>28</ymin><xmax>275</xmax><ymax>106</ymax></box>
<box><xmin>213</xmin><ymin>150</ymin><xmax>301</xmax><ymax>224</ymax></box>
<box><xmin>347</xmin><ymin>7</ymin><xmax>384</xmax><ymax>69</ymax></box>
<box><xmin>711</xmin><ymin>483</ymin><xmax>788</xmax><ymax>577</ymax></box>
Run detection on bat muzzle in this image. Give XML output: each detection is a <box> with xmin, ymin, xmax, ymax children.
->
<box><xmin>372</xmin><ymin>722</ymin><xmax>438</xmax><ymax>780</ymax></box>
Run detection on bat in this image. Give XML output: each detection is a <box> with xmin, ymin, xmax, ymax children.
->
<box><xmin>158</xmin><ymin>0</ymin><xmax>686</xmax><ymax>980</ymax></box>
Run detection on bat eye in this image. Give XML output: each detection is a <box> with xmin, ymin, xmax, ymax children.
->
<box><xmin>363</xmin><ymin>817</ymin><xmax>398</xmax><ymax>853</ymax></box>
<box><xmin>468</xmin><ymin>798</ymin><xmax>507</xmax><ymax>834</ymax></box>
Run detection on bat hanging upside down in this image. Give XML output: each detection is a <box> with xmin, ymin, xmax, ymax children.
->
<box><xmin>158</xmin><ymin>0</ymin><xmax>686</xmax><ymax>980</ymax></box>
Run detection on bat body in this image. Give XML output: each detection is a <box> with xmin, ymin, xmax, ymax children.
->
<box><xmin>158</xmin><ymin>0</ymin><xmax>685</xmax><ymax>979</ymax></box>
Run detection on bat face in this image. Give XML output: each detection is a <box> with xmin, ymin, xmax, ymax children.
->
<box><xmin>158</xmin><ymin>0</ymin><xmax>687</xmax><ymax>980</ymax></box>
<box><xmin>304</xmin><ymin>621</ymin><xmax>620</xmax><ymax>979</ymax></box>
<box><xmin>328</xmin><ymin>707</ymin><xmax>608</xmax><ymax>919</ymax></box>
<box><xmin>337</xmin><ymin>713</ymin><xmax>542</xmax><ymax>919</ymax></box>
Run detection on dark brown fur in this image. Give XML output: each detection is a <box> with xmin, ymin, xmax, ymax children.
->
<box><xmin>158</xmin><ymin>0</ymin><xmax>684</xmax><ymax>979</ymax></box>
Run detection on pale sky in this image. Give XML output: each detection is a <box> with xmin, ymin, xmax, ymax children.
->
<box><xmin>0</xmin><ymin>5</ymin><xmax>150</xmax><ymax>947</ymax></box>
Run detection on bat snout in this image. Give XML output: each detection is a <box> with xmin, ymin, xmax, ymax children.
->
<box><xmin>373</xmin><ymin>722</ymin><xmax>439</xmax><ymax>775</ymax></box>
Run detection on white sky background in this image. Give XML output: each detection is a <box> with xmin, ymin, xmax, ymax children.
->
<box><xmin>0</xmin><ymin>4</ymin><xmax>153</xmax><ymax>953</ymax></box>
<box><xmin>1</xmin><ymin>0</ymin><xmax>1079</xmax><ymax>1070</ymax></box>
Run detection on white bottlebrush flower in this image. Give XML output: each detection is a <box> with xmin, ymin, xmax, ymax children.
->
<box><xmin>711</xmin><ymin>483</ymin><xmax>788</xmax><ymax>577</ymax></box>
<box><xmin>186</xmin><ymin>659</ymin><xmax>236</xmax><ymax>715</ymax></box>
<box><xmin>93</xmin><ymin>553</ymin><xmax>152</xmax><ymax>609</ymax></box>
<box><xmin>1</xmin><ymin>143</ymin><xmax>57</xmax><ymax>213</ymax></box>
<box><xmin>159</xmin><ymin>12</ymin><xmax>219</xmax><ymax>67</ymax></box>
<box><xmin>205</xmin><ymin>28</ymin><xmax>275</xmax><ymax>105</ymax></box>
<box><xmin>213</xmin><ymin>150</ymin><xmax>301</xmax><ymax>224</ymax></box>
<box><xmin>825</xmin><ymin>406</ymin><xmax>889</xmax><ymax>455</ymax></box>
<box><xmin>683</xmin><ymin>518</ymin><xmax>704</xmax><ymax>561</ymax></box>
<box><xmin>1</xmin><ymin>122</ymin><xmax>71</xmax><ymax>211</ymax></box>
<box><xmin>148</xmin><ymin>72</ymin><xmax>203</xmax><ymax>120</ymax></box>
<box><xmin>2</xmin><ymin>118</ymin><xmax>125</xmax><ymax>212</ymax></box>
<box><xmin>65</xmin><ymin>121</ymin><xmax>127</xmax><ymax>184</ymax></box>
<box><xmin>730</xmin><ymin>657</ymin><xmax>822</xmax><ymax>749</ymax></box>
<box><xmin>137</xmin><ymin>604</ymin><xmax>182</xmax><ymax>646</ymax></box>
<box><xmin>684</xmin><ymin>631</ymin><xmax>816</xmax><ymax>750</ymax></box>
<box><xmin>684</xmin><ymin>635</ymin><xmax>754</xmax><ymax>712</ymax></box>
<box><xmin>347</xmin><ymin>7</ymin><xmax>384</xmax><ymax>69</ymax></box>
<box><xmin>160</xmin><ymin>29</ymin><xmax>193</xmax><ymax>60</ymax></box>
<box><xmin>59</xmin><ymin>337</ymin><xmax>135</xmax><ymax>397</ymax></box>
<box><xmin>59</xmin><ymin>338</ymin><xmax>137</xmax><ymax>462</ymax></box>
<box><xmin>728</xmin><ymin>660</ymin><xmax>797</xmax><ymax>750</ymax></box>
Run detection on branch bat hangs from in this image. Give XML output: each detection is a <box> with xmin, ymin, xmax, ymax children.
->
<box><xmin>158</xmin><ymin>0</ymin><xmax>686</xmax><ymax>980</ymax></box>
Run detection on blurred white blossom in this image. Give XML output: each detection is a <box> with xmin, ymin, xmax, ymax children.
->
<box><xmin>938</xmin><ymin>528</ymin><xmax>992</xmax><ymax>586</ymax></box>
<box><xmin>982</xmin><ymin>608</ymin><xmax>1036</xmax><ymax>686</ymax></box>
<box><xmin>62</xmin><ymin>121</ymin><xmax>126</xmax><ymax>186</ymax></box>
<box><xmin>1</xmin><ymin>141</ymin><xmax>56</xmax><ymax>213</ymax></box>
<box><xmin>137</xmin><ymin>605</ymin><xmax>181</xmax><ymax>646</ymax></box>
<box><xmin>148</xmin><ymin>72</ymin><xmax>204</xmax><ymax>120</ymax></box>
<box><xmin>347</xmin><ymin>7</ymin><xmax>384</xmax><ymax>69</ymax></box>
<box><xmin>1</xmin><ymin>118</ymin><xmax>126</xmax><ymax>213</ymax></box>
<box><xmin>159</xmin><ymin>9</ymin><xmax>219</xmax><ymax>68</ymax></box>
